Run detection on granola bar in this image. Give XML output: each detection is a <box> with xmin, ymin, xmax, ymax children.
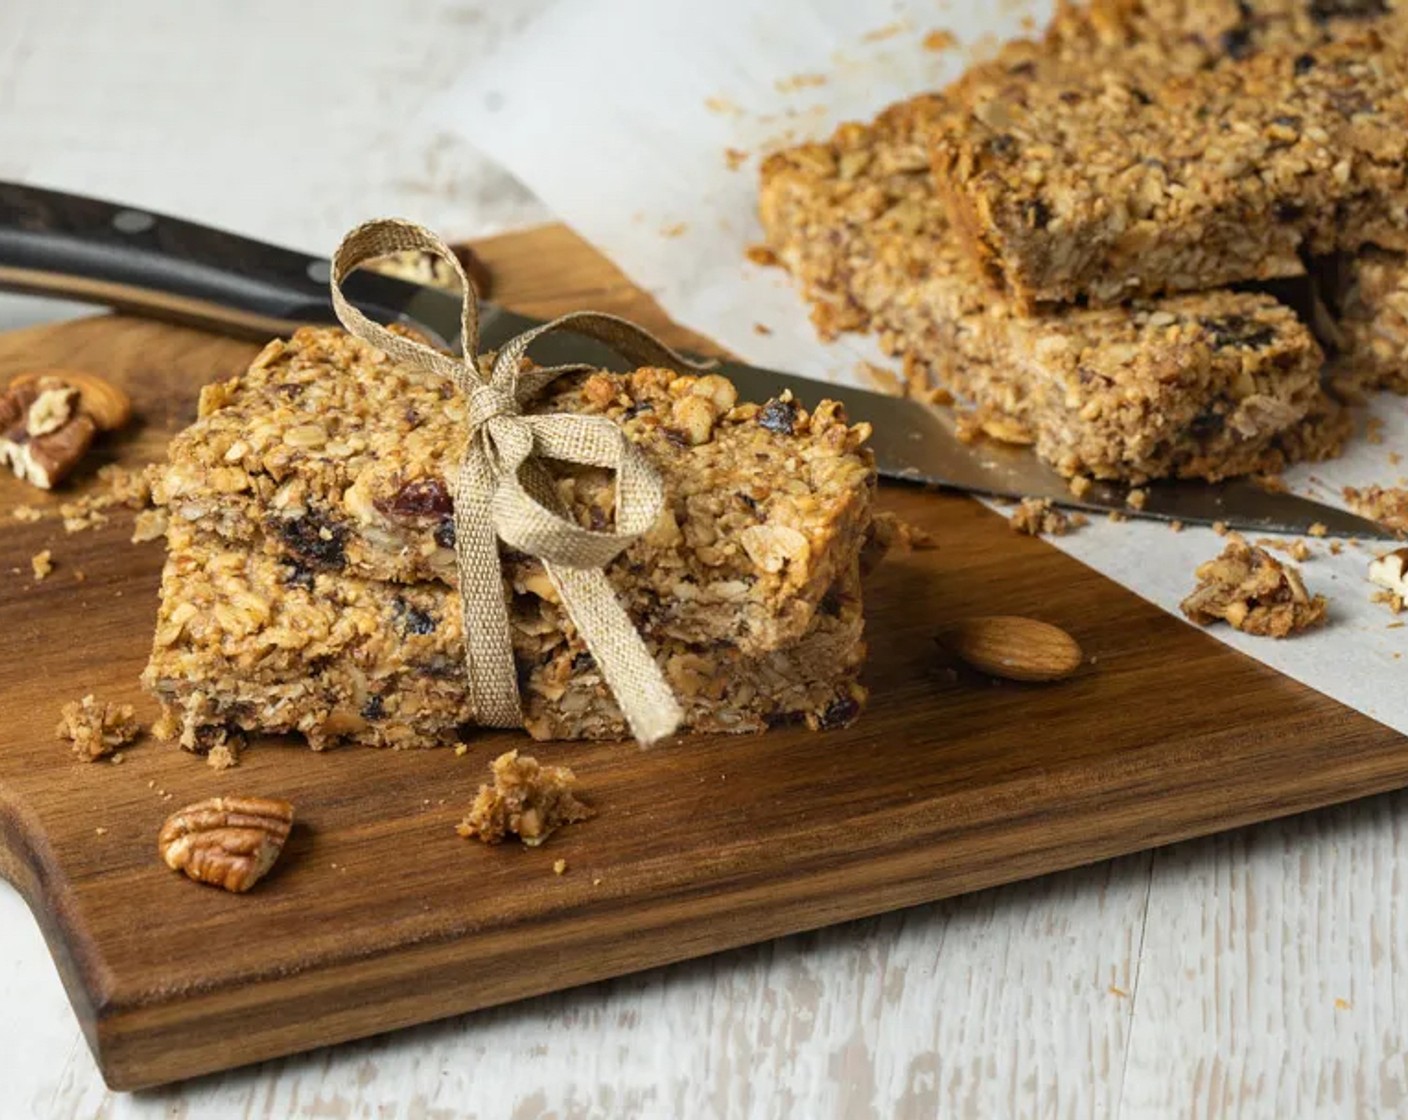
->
<box><xmin>759</xmin><ymin>98</ymin><xmax>1334</xmax><ymax>482</ymax></box>
<box><xmin>931</xmin><ymin>35</ymin><xmax>1408</xmax><ymax>310</ymax></box>
<box><xmin>154</xmin><ymin>328</ymin><xmax>874</xmax><ymax>655</ymax></box>
<box><xmin>142</xmin><ymin>523</ymin><xmax>869</xmax><ymax>750</ymax></box>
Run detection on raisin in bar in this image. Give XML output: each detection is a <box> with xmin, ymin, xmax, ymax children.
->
<box><xmin>931</xmin><ymin>35</ymin><xmax>1408</xmax><ymax>310</ymax></box>
<box><xmin>759</xmin><ymin>98</ymin><xmax>1337</xmax><ymax>482</ymax></box>
<box><xmin>154</xmin><ymin>327</ymin><xmax>875</xmax><ymax>656</ymax></box>
<box><xmin>142</xmin><ymin>523</ymin><xmax>869</xmax><ymax>750</ymax></box>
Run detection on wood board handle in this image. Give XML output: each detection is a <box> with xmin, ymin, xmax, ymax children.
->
<box><xmin>0</xmin><ymin>181</ymin><xmax>430</xmax><ymax>340</ymax></box>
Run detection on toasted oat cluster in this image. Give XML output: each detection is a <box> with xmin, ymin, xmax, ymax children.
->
<box><xmin>456</xmin><ymin>750</ymin><xmax>592</xmax><ymax>846</ymax></box>
<box><xmin>1181</xmin><ymin>537</ymin><xmax>1327</xmax><ymax>637</ymax></box>
<box><xmin>56</xmin><ymin>694</ymin><xmax>141</xmax><ymax>761</ymax></box>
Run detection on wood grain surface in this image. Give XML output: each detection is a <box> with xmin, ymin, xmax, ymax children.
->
<box><xmin>2</xmin><ymin>224</ymin><xmax>1406</xmax><ymax>1092</ymax></box>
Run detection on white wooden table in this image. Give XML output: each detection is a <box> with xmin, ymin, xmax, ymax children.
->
<box><xmin>3</xmin><ymin>3</ymin><xmax>1407</xmax><ymax>1117</ymax></box>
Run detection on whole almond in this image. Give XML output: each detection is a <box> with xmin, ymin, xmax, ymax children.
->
<box><xmin>941</xmin><ymin>615</ymin><xmax>1083</xmax><ymax>682</ymax></box>
<box><xmin>10</xmin><ymin>369</ymin><xmax>132</xmax><ymax>431</ymax></box>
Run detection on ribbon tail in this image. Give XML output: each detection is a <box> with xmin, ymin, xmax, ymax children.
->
<box><xmin>453</xmin><ymin>458</ymin><xmax>522</xmax><ymax>729</ymax></box>
<box><xmin>546</xmin><ymin>564</ymin><xmax>683</xmax><ymax>746</ymax></box>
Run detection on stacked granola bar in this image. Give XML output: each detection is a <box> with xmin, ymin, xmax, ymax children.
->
<box><xmin>143</xmin><ymin>327</ymin><xmax>878</xmax><ymax>751</ymax></box>
<box><xmin>759</xmin><ymin>0</ymin><xmax>1408</xmax><ymax>483</ymax></box>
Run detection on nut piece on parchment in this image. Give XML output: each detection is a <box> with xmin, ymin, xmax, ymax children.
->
<box><xmin>939</xmin><ymin>616</ymin><xmax>1084</xmax><ymax>683</ymax></box>
<box><xmin>0</xmin><ymin>370</ymin><xmax>132</xmax><ymax>489</ymax></box>
<box><xmin>456</xmin><ymin>749</ymin><xmax>592</xmax><ymax>847</ymax></box>
<box><xmin>158</xmin><ymin>796</ymin><xmax>294</xmax><ymax>893</ymax></box>
<box><xmin>1181</xmin><ymin>537</ymin><xmax>1327</xmax><ymax>638</ymax></box>
<box><xmin>55</xmin><ymin>694</ymin><xmax>142</xmax><ymax>762</ymax></box>
<box><xmin>1369</xmin><ymin>547</ymin><xmax>1408</xmax><ymax>613</ymax></box>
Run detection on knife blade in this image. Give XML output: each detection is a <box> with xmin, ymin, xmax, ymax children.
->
<box><xmin>0</xmin><ymin>180</ymin><xmax>1393</xmax><ymax>540</ymax></box>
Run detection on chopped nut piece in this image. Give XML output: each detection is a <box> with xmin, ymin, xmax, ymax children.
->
<box><xmin>1369</xmin><ymin>548</ymin><xmax>1408</xmax><ymax>613</ymax></box>
<box><xmin>30</xmin><ymin>550</ymin><xmax>52</xmax><ymax>581</ymax></box>
<box><xmin>56</xmin><ymin>694</ymin><xmax>141</xmax><ymax>761</ymax></box>
<box><xmin>1308</xmin><ymin>522</ymin><xmax>1328</xmax><ymax>539</ymax></box>
<box><xmin>1181</xmin><ymin>537</ymin><xmax>1327</xmax><ymax>638</ymax></box>
<box><xmin>553</xmin><ymin>859</ymin><xmax>568</xmax><ymax>875</ymax></box>
<box><xmin>1256</xmin><ymin>537</ymin><xmax>1313</xmax><ymax>562</ymax></box>
<box><xmin>158</xmin><ymin>795</ymin><xmax>294</xmax><ymax>893</ymax></box>
<box><xmin>1010</xmin><ymin>497</ymin><xmax>1084</xmax><ymax>537</ymax></box>
<box><xmin>456</xmin><ymin>749</ymin><xmax>592</xmax><ymax>847</ymax></box>
<box><xmin>12</xmin><ymin>505</ymin><xmax>43</xmax><ymax>523</ymax></box>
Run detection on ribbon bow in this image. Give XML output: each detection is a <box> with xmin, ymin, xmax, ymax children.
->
<box><xmin>330</xmin><ymin>219</ymin><xmax>708</xmax><ymax>745</ymax></box>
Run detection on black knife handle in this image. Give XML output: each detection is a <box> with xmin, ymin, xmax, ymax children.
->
<box><xmin>0</xmin><ymin>181</ymin><xmax>429</xmax><ymax>340</ymax></box>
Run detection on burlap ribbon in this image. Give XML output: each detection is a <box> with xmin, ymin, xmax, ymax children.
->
<box><xmin>330</xmin><ymin>219</ymin><xmax>708</xmax><ymax>745</ymax></box>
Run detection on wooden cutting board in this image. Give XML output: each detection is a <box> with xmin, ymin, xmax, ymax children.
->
<box><xmin>2</xmin><ymin>224</ymin><xmax>1405</xmax><ymax>1091</ymax></box>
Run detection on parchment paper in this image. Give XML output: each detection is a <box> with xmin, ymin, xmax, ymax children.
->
<box><xmin>435</xmin><ymin>0</ymin><xmax>1408</xmax><ymax>732</ymax></box>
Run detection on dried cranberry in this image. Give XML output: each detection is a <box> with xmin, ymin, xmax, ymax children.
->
<box><xmin>275</xmin><ymin>510</ymin><xmax>347</xmax><ymax>569</ymax></box>
<box><xmin>1199</xmin><ymin>315</ymin><xmax>1276</xmax><ymax>350</ymax></box>
<box><xmin>393</xmin><ymin>597</ymin><xmax>437</xmax><ymax>636</ymax></box>
<box><xmin>818</xmin><ymin>695</ymin><xmax>861</xmax><ymax>730</ymax></box>
<box><xmin>1294</xmin><ymin>52</ymin><xmax>1317</xmax><ymax>75</ymax></box>
<box><xmin>757</xmin><ymin>397</ymin><xmax>800</xmax><ymax>436</ymax></box>
<box><xmin>376</xmin><ymin>477</ymin><xmax>452</xmax><ymax>522</ymax></box>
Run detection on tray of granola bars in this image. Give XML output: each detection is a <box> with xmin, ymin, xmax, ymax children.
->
<box><xmin>2</xmin><ymin>222</ymin><xmax>1406</xmax><ymax>1090</ymax></box>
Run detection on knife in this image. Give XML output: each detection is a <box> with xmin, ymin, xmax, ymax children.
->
<box><xmin>0</xmin><ymin>181</ymin><xmax>1392</xmax><ymax>540</ymax></box>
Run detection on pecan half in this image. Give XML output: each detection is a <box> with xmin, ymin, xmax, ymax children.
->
<box><xmin>158</xmin><ymin>796</ymin><xmax>294</xmax><ymax>893</ymax></box>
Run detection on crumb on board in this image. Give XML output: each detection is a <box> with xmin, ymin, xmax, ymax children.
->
<box><xmin>130</xmin><ymin>507</ymin><xmax>169</xmax><ymax>544</ymax></box>
<box><xmin>454</xmin><ymin>743</ymin><xmax>468</xmax><ymax>757</ymax></box>
<box><xmin>870</xmin><ymin>510</ymin><xmax>939</xmax><ymax>554</ymax></box>
<box><xmin>553</xmin><ymin>859</ymin><xmax>568</xmax><ymax>876</ymax></box>
<box><xmin>1181</xmin><ymin>536</ymin><xmax>1327</xmax><ymax>638</ymax></box>
<box><xmin>1126</xmin><ymin>488</ymin><xmax>1148</xmax><ymax>511</ymax></box>
<box><xmin>12</xmin><ymin>505</ymin><xmax>42</xmax><ymax>522</ymax></box>
<box><xmin>59</xmin><ymin>464</ymin><xmax>155</xmax><ymax>533</ymax></box>
<box><xmin>1010</xmin><ymin>498</ymin><xmax>1086</xmax><ymax>537</ymax></box>
<box><xmin>206</xmin><ymin>742</ymin><xmax>240</xmax><ymax>771</ymax></box>
<box><xmin>30</xmin><ymin>549</ymin><xmax>52</xmax><ymax>581</ymax></box>
<box><xmin>1068</xmin><ymin>475</ymin><xmax>1092</xmax><ymax>500</ymax></box>
<box><xmin>56</xmin><ymin>694</ymin><xmax>141</xmax><ymax>761</ymax></box>
<box><xmin>456</xmin><ymin>749</ymin><xmax>592</xmax><ymax>847</ymax></box>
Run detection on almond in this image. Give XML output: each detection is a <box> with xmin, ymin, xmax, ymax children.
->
<box><xmin>940</xmin><ymin>615</ymin><xmax>1083</xmax><ymax>682</ymax></box>
<box><xmin>10</xmin><ymin>369</ymin><xmax>132</xmax><ymax>431</ymax></box>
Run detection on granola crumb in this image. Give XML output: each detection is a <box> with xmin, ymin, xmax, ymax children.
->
<box><xmin>94</xmin><ymin>827</ymin><xmax>107</xmax><ymax>836</ymax></box>
<box><xmin>724</xmin><ymin>147</ymin><xmax>749</xmax><ymax>171</ymax></box>
<box><xmin>1256</xmin><ymin>537</ymin><xmax>1313</xmax><ymax>562</ymax></box>
<box><xmin>455</xmin><ymin>749</ymin><xmax>592</xmax><ymax>847</ymax></box>
<box><xmin>1169</xmin><ymin>520</ymin><xmax>1184</xmax><ymax>533</ymax></box>
<box><xmin>753</xmin><ymin>322</ymin><xmax>774</xmax><ymax>336</ymax></box>
<box><xmin>1331</xmin><ymin>541</ymin><xmax>1344</xmax><ymax>555</ymax></box>
<box><xmin>110</xmin><ymin>751</ymin><xmax>124</xmax><ymax>765</ymax></box>
<box><xmin>1107</xmin><ymin>510</ymin><xmax>1128</xmax><ymax>524</ymax></box>
<box><xmin>12</xmin><ymin>505</ymin><xmax>42</xmax><ymax>523</ymax></box>
<box><xmin>1213</xmin><ymin>521</ymin><xmax>1230</xmax><ymax>536</ymax></box>
<box><xmin>130</xmin><ymin>507</ymin><xmax>169</xmax><ymax>544</ymax></box>
<box><xmin>592</xmin><ymin>876</ymin><xmax>603</xmax><ymax>886</ymax></box>
<box><xmin>454</xmin><ymin>743</ymin><xmax>468</xmax><ymax>757</ymax></box>
<box><xmin>1367</xmin><ymin>417</ymin><xmax>1386</xmax><ymax>446</ymax></box>
<box><xmin>30</xmin><ymin>549</ymin><xmax>52</xmax><ymax>581</ymax></box>
<box><xmin>553</xmin><ymin>859</ymin><xmax>568</xmax><ymax>876</ymax></box>
<box><xmin>1252</xmin><ymin>474</ymin><xmax>1289</xmax><ymax>494</ymax></box>
<box><xmin>660</xmin><ymin>221</ymin><xmax>689</xmax><ymax>239</ymax></box>
<box><xmin>206</xmin><ymin>742</ymin><xmax>240</xmax><ymax>771</ymax></box>
<box><xmin>73</xmin><ymin>569</ymin><xmax>85</xmax><ymax>582</ymax></box>
<box><xmin>1010</xmin><ymin>497</ymin><xmax>1081</xmax><ymax>537</ymax></box>
<box><xmin>922</xmin><ymin>27</ymin><xmax>958</xmax><ymax>52</ymax></box>
<box><xmin>870</xmin><ymin>510</ymin><xmax>939</xmax><ymax>554</ymax></box>
<box><xmin>1126</xmin><ymin>488</ymin><xmax>1148</xmax><ymax>511</ymax></box>
<box><xmin>1181</xmin><ymin>537</ymin><xmax>1327</xmax><ymax>638</ymax></box>
<box><xmin>1344</xmin><ymin>485</ymin><xmax>1408</xmax><ymax>533</ymax></box>
<box><xmin>1068</xmin><ymin>475</ymin><xmax>1093</xmax><ymax>500</ymax></box>
<box><xmin>1308</xmin><ymin>523</ymin><xmax>1328</xmax><ymax>538</ymax></box>
<box><xmin>745</xmin><ymin>244</ymin><xmax>779</xmax><ymax>268</ymax></box>
<box><xmin>56</xmin><ymin>694</ymin><xmax>141</xmax><ymax>761</ymax></box>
